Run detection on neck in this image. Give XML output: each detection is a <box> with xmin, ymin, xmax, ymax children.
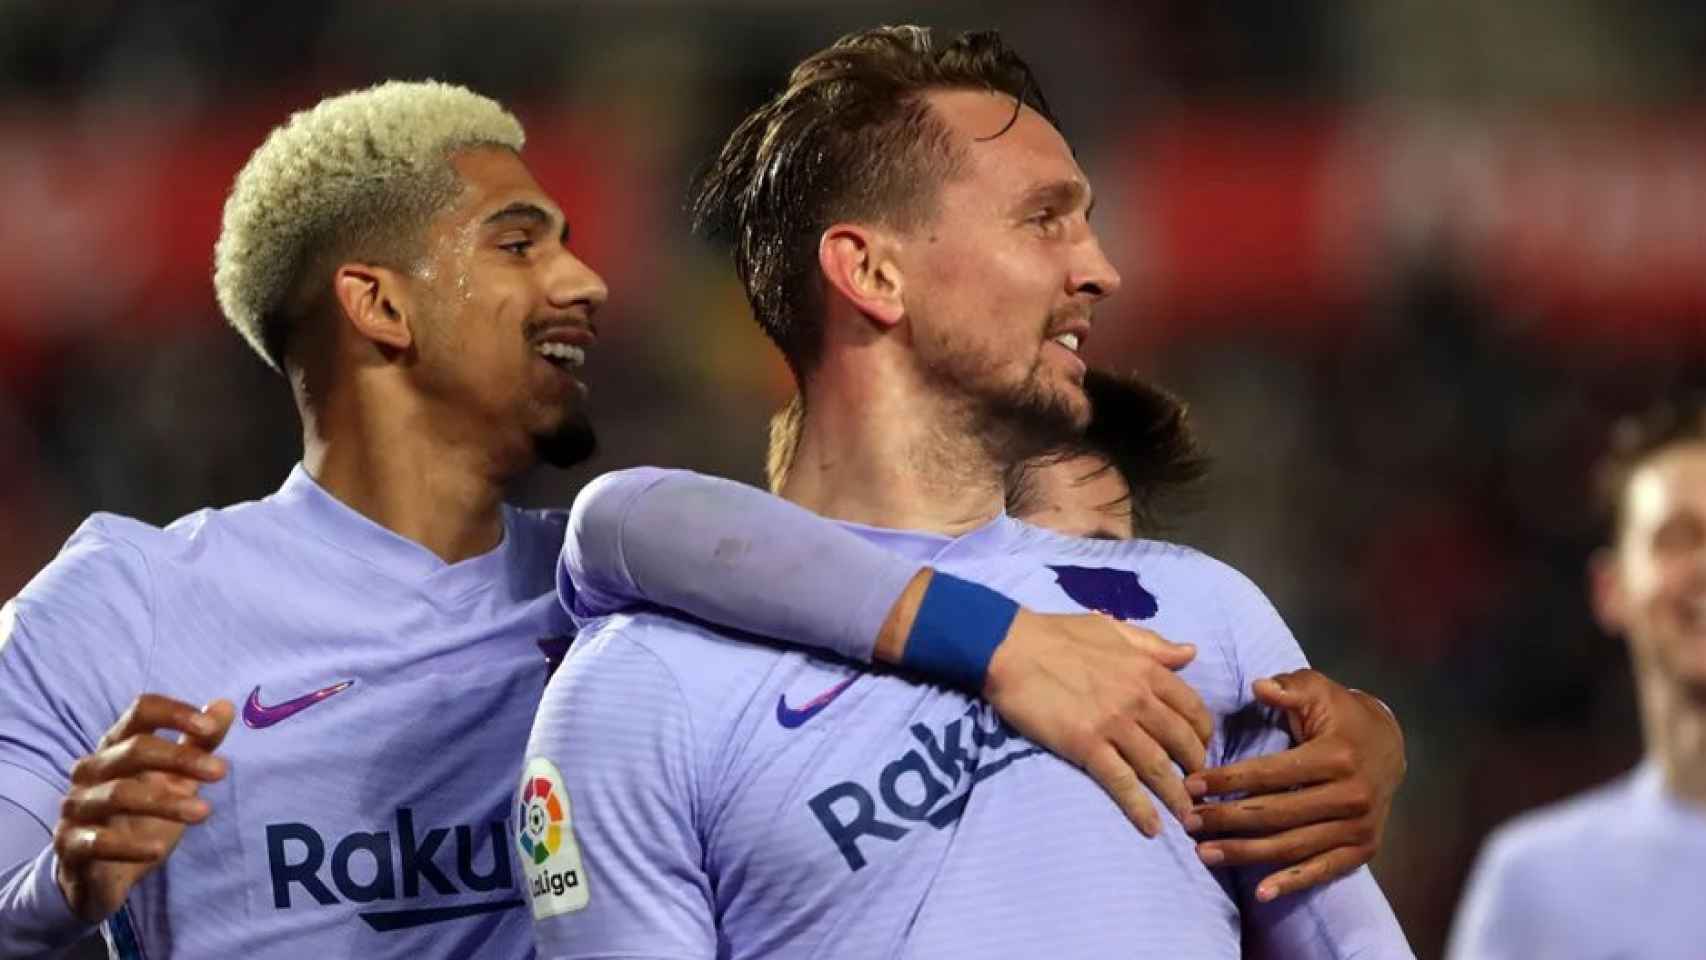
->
<box><xmin>779</xmin><ymin>356</ymin><xmax>1007</xmax><ymax>536</ymax></box>
<box><xmin>299</xmin><ymin>378</ymin><xmax>512</xmax><ymax>565</ymax></box>
<box><xmin>1638</xmin><ymin>666</ymin><xmax>1706</xmax><ymax>810</ymax></box>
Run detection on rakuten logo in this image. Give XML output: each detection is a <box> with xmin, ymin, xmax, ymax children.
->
<box><xmin>266</xmin><ymin>807</ymin><xmax>522</xmax><ymax>931</ymax></box>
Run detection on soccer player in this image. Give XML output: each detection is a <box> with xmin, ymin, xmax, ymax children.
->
<box><xmin>0</xmin><ymin>81</ymin><xmax>1234</xmax><ymax>958</ymax></box>
<box><xmin>523</xmin><ymin>26</ymin><xmax>1412</xmax><ymax>957</ymax></box>
<box><xmin>1447</xmin><ymin>395</ymin><xmax>1706</xmax><ymax>958</ymax></box>
<box><xmin>769</xmin><ymin>367</ymin><xmax>1405</xmax><ymax>896</ymax></box>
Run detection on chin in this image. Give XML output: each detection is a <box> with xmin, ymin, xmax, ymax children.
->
<box><xmin>533</xmin><ymin>413</ymin><xmax>597</xmax><ymax>469</ymax></box>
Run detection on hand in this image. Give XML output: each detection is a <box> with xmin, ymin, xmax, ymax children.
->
<box><xmin>54</xmin><ymin>694</ymin><xmax>234</xmax><ymax>922</ymax></box>
<box><xmin>1185</xmin><ymin>669</ymin><xmax>1405</xmax><ymax>901</ymax></box>
<box><xmin>984</xmin><ymin>610</ymin><xmax>1214</xmax><ymax>837</ymax></box>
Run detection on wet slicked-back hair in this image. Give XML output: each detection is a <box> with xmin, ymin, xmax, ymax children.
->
<box><xmin>1594</xmin><ymin>392</ymin><xmax>1706</xmax><ymax>542</ymax></box>
<box><xmin>690</xmin><ymin>25</ymin><xmax>1059</xmax><ymax>379</ymax></box>
<box><xmin>1006</xmin><ymin>370</ymin><xmax>1210</xmax><ymax>537</ymax></box>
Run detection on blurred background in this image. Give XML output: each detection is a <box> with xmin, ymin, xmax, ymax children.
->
<box><xmin>3</xmin><ymin>1</ymin><xmax>1704</xmax><ymax>954</ymax></box>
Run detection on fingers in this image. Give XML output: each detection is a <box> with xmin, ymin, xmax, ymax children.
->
<box><xmin>1146</xmin><ymin>666</ymin><xmax>1213</xmax><ymax>751</ymax></box>
<box><xmin>1132</xmin><ymin>677</ymin><xmax>1209</xmax><ymax>773</ymax></box>
<box><xmin>1185</xmin><ymin>737</ymin><xmax>1356</xmax><ymax>800</ymax></box>
<box><xmin>61</xmin><ymin>779</ymin><xmax>212</xmax><ymax>827</ymax></box>
<box><xmin>1082</xmin><ymin>744</ymin><xmax>1162</xmax><ymax>838</ymax></box>
<box><xmin>1248</xmin><ymin>845</ymin><xmax>1374</xmax><ymax>902</ymax></box>
<box><xmin>101</xmin><ymin>694</ymin><xmax>223</xmax><ymax>749</ymax></box>
<box><xmin>185</xmin><ymin>700</ymin><xmax>236</xmax><ymax>752</ymax></box>
<box><xmin>1195</xmin><ymin>818</ymin><xmax>1374</xmax><ymax>872</ymax></box>
<box><xmin>1106</xmin><ymin>720</ymin><xmax>1197</xmax><ymax>826</ymax></box>
<box><xmin>1191</xmin><ymin>780</ymin><xmax>1372</xmax><ymax>836</ymax></box>
<box><xmin>53</xmin><ymin>822</ymin><xmax>172</xmax><ymax>866</ymax></box>
<box><xmin>1109</xmin><ymin>620</ymin><xmax>1195</xmax><ymax>669</ymax></box>
<box><xmin>72</xmin><ymin>734</ymin><xmax>227</xmax><ymax>787</ymax></box>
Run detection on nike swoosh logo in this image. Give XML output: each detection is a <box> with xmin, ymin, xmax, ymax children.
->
<box><xmin>776</xmin><ymin>676</ymin><xmax>856</xmax><ymax>729</ymax></box>
<box><xmin>242</xmin><ymin>680</ymin><xmax>355</xmax><ymax>729</ymax></box>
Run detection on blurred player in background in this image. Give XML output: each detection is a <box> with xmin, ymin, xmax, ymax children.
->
<box><xmin>0</xmin><ymin>80</ymin><xmax>1241</xmax><ymax>958</ymax></box>
<box><xmin>1447</xmin><ymin>395</ymin><xmax>1706</xmax><ymax>958</ymax></box>
<box><xmin>525</xmin><ymin>25</ymin><xmax>1411</xmax><ymax>957</ymax></box>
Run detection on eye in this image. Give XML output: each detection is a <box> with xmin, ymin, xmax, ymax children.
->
<box><xmin>499</xmin><ymin>238</ymin><xmax>534</xmax><ymax>257</ymax></box>
<box><xmin>1028</xmin><ymin>209</ymin><xmax>1065</xmax><ymax>234</ymax></box>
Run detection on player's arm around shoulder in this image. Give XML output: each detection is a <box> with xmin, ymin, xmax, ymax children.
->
<box><xmin>523</xmin><ymin>615</ymin><xmax>717</xmax><ymax>959</ymax></box>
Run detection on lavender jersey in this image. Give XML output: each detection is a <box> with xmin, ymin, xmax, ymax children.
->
<box><xmin>527</xmin><ymin>514</ymin><xmax>1413</xmax><ymax>959</ymax></box>
<box><xmin>0</xmin><ymin>466</ymin><xmax>920</xmax><ymax>958</ymax></box>
<box><xmin>1448</xmin><ymin>761</ymin><xmax>1706</xmax><ymax>959</ymax></box>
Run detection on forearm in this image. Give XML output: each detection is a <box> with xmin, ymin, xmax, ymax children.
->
<box><xmin>0</xmin><ymin>802</ymin><xmax>92</xmax><ymax>958</ymax></box>
<box><xmin>566</xmin><ymin>467</ymin><xmax>925</xmax><ymax>664</ymax></box>
<box><xmin>1242</xmin><ymin>865</ymin><xmax>1414</xmax><ymax>960</ymax></box>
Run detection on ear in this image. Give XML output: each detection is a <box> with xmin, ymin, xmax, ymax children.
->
<box><xmin>818</xmin><ymin>224</ymin><xmax>905</xmax><ymax>329</ymax></box>
<box><xmin>1588</xmin><ymin>547</ymin><xmax>1628</xmax><ymax>636</ymax></box>
<box><xmin>332</xmin><ymin>262</ymin><xmax>417</xmax><ymax>353</ymax></box>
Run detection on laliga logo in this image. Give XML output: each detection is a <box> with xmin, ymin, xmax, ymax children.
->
<box><xmin>518</xmin><ymin>776</ymin><xmax>564</xmax><ymax>866</ymax></box>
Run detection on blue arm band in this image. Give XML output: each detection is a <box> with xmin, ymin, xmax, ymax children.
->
<box><xmin>900</xmin><ymin>572</ymin><xmax>1020</xmax><ymax>693</ymax></box>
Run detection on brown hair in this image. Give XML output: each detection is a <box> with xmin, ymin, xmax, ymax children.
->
<box><xmin>690</xmin><ymin>25</ymin><xmax>1059</xmax><ymax>379</ymax></box>
<box><xmin>1594</xmin><ymin>392</ymin><xmax>1706</xmax><ymax>541</ymax></box>
<box><xmin>1005</xmin><ymin>370</ymin><xmax>1209</xmax><ymax>537</ymax></box>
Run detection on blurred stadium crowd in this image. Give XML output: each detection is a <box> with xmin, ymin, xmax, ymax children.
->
<box><xmin>2</xmin><ymin>2</ymin><xmax>1704</xmax><ymax>954</ymax></box>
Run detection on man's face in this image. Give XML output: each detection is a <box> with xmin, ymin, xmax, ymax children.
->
<box><xmin>895</xmin><ymin>90</ymin><xmax>1120</xmax><ymax>450</ymax></box>
<box><xmin>404</xmin><ymin>146</ymin><xmax>608</xmax><ymax>469</ymax></box>
<box><xmin>1597</xmin><ymin>442</ymin><xmax>1706</xmax><ymax>698</ymax></box>
<box><xmin>1015</xmin><ymin>454</ymin><xmax>1135</xmax><ymax>540</ymax></box>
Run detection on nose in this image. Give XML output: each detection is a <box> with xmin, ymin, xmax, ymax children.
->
<box><xmin>1070</xmin><ymin>226</ymin><xmax>1122</xmax><ymax>302</ymax></box>
<box><xmin>545</xmin><ymin>246</ymin><xmax>609</xmax><ymax>318</ymax></box>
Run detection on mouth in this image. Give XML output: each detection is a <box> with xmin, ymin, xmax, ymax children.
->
<box><xmin>533</xmin><ymin>341</ymin><xmax>587</xmax><ymax>371</ymax></box>
<box><xmin>1043</xmin><ymin>321</ymin><xmax>1089</xmax><ymax>375</ymax></box>
<box><xmin>530</xmin><ymin>322</ymin><xmax>596</xmax><ymax>378</ymax></box>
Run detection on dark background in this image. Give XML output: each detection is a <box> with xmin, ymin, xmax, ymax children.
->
<box><xmin>4</xmin><ymin>3</ymin><xmax>1704</xmax><ymax>955</ymax></box>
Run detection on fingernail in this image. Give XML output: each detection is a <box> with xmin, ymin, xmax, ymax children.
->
<box><xmin>1184</xmin><ymin>812</ymin><xmax>1204</xmax><ymax>832</ymax></box>
<box><xmin>1197</xmin><ymin>845</ymin><xmax>1223</xmax><ymax>866</ymax></box>
<box><xmin>1257</xmin><ymin>885</ymin><xmax>1277</xmax><ymax>902</ymax></box>
<box><xmin>198</xmin><ymin>756</ymin><xmax>224</xmax><ymax>778</ymax></box>
<box><xmin>182</xmin><ymin>798</ymin><xmax>209</xmax><ymax>818</ymax></box>
<box><xmin>191</xmin><ymin>713</ymin><xmax>218</xmax><ymax>735</ymax></box>
<box><xmin>1185</xmin><ymin>775</ymin><xmax>1207</xmax><ymax>798</ymax></box>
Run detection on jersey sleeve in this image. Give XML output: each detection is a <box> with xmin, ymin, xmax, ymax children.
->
<box><xmin>561</xmin><ymin>467</ymin><xmax>921</xmax><ymax>665</ymax></box>
<box><xmin>0</xmin><ymin>522</ymin><xmax>156</xmax><ymax>824</ymax></box>
<box><xmin>1207</xmin><ymin>560</ymin><xmax>1415</xmax><ymax>958</ymax></box>
<box><xmin>522</xmin><ymin>617</ymin><xmax>715</xmax><ymax>959</ymax></box>
<box><xmin>0</xmin><ymin>521</ymin><xmax>155</xmax><ymax>956</ymax></box>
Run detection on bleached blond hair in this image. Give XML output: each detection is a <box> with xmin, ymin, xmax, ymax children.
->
<box><xmin>213</xmin><ymin>80</ymin><xmax>525</xmax><ymax>372</ymax></box>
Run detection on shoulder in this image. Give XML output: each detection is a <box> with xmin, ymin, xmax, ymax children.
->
<box><xmin>1478</xmin><ymin>773</ymin><xmax>1637</xmax><ymax>876</ymax></box>
<box><xmin>1006</xmin><ymin>521</ymin><xmax>1276</xmax><ymax>612</ymax></box>
<box><xmin>14</xmin><ymin>513</ymin><xmax>169</xmax><ymax>613</ymax></box>
<box><xmin>567</xmin><ymin>610</ymin><xmax>787</xmax><ymax>704</ymax></box>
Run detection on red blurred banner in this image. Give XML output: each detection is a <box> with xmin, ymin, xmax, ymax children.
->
<box><xmin>0</xmin><ymin>105</ymin><xmax>1701</xmax><ymax>376</ymax></box>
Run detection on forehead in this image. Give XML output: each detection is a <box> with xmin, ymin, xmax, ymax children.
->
<box><xmin>1625</xmin><ymin>443</ymin><xmax>1706</xmax><ymax>529</ymax></box>
<box><xmin>925</xmin><ymin>89</ymin><xmax>1087</xmax><ymax>199</ymax></box>
<box><xmin>443</xmin><ymin>146</ymin><xmax>560</xmax><ymax>223</ymax></box>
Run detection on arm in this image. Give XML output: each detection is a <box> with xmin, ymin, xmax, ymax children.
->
<box><xmin>563</xmin><ymin>467</ymin><xmax>1213</xmax><ymax>836</ymax></box>
<box><xmin>0</xmin><ymin>801</ymin><xmax>86</xmax><ymax>958</ymax></box>
<box><xmin>1187</xmin><ymin>670</ymin><xmax>1406</xmax><ymax>899</ymax></box>
<box><xmin>0</xmin><ymin>529</ymin><xmax>233</xmax><ymax>953</ymax></box>
<box><xmin>1193</xmin><ymin>564</ymin><xmax>1413</xmax><ymax>957</ymax></box>
<box><xmin>523</xmin><ymin>621</ymin><xmax>715</xmax><ymax>959</ymax></box>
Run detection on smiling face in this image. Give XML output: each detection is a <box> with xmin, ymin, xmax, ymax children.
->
<box><xmin>1596</xmin><ymin>442</ymin><xmax>1706</xmax><ymax>700</ymax></box>
<box><xmin>403</xmin><ymin>146</ymin><xmax>608</xmax><ymax>469</ymax></box>
<box><xmin>894</xmin><ymin>89</ymin><xmax>1120</xmax><ymax>445</ymax></box>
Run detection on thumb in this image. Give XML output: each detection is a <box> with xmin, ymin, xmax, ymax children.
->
<box><xmin>1118</xmin><ymin>622</ymin><xmax>1196</xmax><ymax>668</ymax></box>
<box><xmin>1251</xmin><ymin>674</ymin><xmax>1309</xmax><ymax>711</ymax></box>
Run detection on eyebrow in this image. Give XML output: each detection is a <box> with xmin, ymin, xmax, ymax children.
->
<box><xmin>482</xmin><ymin>201</ymin><xmax>571</xmax><ymax>243</ymax></box>
<box><xmin>1013</xmin><ymin>179</ymin><xmax>1094</xmax><ymax>219</ymax></box>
